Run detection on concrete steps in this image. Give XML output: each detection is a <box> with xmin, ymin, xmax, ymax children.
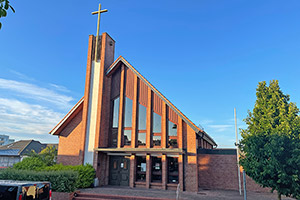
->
<box><xmin>73</xmin><ymin>192</ymin><xmax>174</xmax><ymax>200</ymax></box>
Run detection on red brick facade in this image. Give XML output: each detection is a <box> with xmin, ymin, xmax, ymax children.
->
<box><xmin>51</xmin><ymin>33</ymin><xmax>242</xmax><ymax>193</ymax></box>
<box><xmin>198</xmin><ymin>150</ymin><xmax>269</xmax><ymax>192</ymax></box>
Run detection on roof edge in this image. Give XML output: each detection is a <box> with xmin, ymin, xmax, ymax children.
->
<box><xmin>106</xmin><ymin>56</ymin><xmax>217</xmax><ymax>147</ymax></box>
<box><xmin>49</xmin><ymin>97</ymin><xmax>84</xmax><ymax>135</ymax></box>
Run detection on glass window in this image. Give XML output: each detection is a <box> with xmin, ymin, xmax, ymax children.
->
<box><xmin>168</xmin><ymin>157</ymin><xmax>179</xmax><ymax>184</ymax></box>
<box><xmin>153</xmin><ymin>136</ymin><xmax>161</xmax><ymax>146</ymax></box>
<box><xmin>124</xmin><ymin>130</ymin><xmax>131</xmax><ymax>146</ymax></box>
<box><xmin>152</xmin><ymin>112</ymin><xmax>161</xmax><ymax>133</ymax></box>
<box><xmin>151</xmin><ymin>157</ymin><xmax>162</xmax><ymax>182</ymax></box>
<box><xmin>138</xmin><ymin>104</ymin><xmax>147</xmax><ymax>146</ymax></box>
<box><xmin>112</xmin><ymin>97</ymin><xmax>120</xmax><ymax>128</ymax></box>
<box><xmin>110</xmin><ymin>97</ymin><xmax>120</xmax><ymax>147</ymax></box>
<box><xmin>124</xmin><ymin>97</ymin><xmax>133</xmax><ymax>127</ymax></box>
<box><xmin>136</xmin><ymin>156</ymin><xmax>146</xmax><ymax>182</ymax></box>
<box><xmin>124</xmin><ymin>97</ymin><xmax>133</xmax><ymax>146</ymax></box>
<box><xmin>138</xmin><ymin>133</ymin><xmax>146</xmax><ymax>146</ymax></box>
<box><xmin>152</xmin><ymin>112</ymin><xmax>161</xmax><ymax>146</ymax></box>
<box><xmin>138</xmin><ymin>104</ymin><xmax>147</xmax><ymax>130</ymax></box>
<box><xmin>168</xmin><ymin>121</ymin><xmax>178</xmax><ymax>148</ymax></box>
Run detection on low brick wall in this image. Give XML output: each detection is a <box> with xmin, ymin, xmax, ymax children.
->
<box><xmin>197</xmin><ymin>149</ymin><xmax>269</xmax><ymax>193</ymax></box>
<box><xmin>52</xmin><ymin>192</ymin><xmax>71</xmax><ymax>200</ymax></box>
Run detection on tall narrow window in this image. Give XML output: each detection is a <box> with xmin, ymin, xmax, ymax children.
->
<box><xmin>123</xmin><ymin>97</ymin><xmax>133</xmax><ymax>146</ymax></box>
<box><xmin>168</xmin><ymin>121</ymin><xmax>178</xmax><ymax>148</ymax></box>
<box><xmin>136</xmin><ymin>156</ymin><xmax>146</xmax><ymax>182</ymax></box>
<box><xmin>168</xmin><ymin>157</ymin><xmax>179</xmax><ymax>183</ymax></box>
<box><xmin>109</xmin><ymin>97</ymin><xmax>119</xmax><ymax>147</ymax></box>
<box><xmin>152</xmin><ymin>112</ymin><xmax>161</xmax><ymax>146</ymax></box>
<box><xmin>138</xmin><ymin>104</ymin><xmax>147</xmax><ymax>146</ymax></box>
<box><xmin>151</xmin><ymin>157</ymin><xmax>162</xmax><ymax>182</ymax></box>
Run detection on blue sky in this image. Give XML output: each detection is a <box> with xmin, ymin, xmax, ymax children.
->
<box><xmin>1</xmin><ymin>0</ymin><xmax>300</xmax><ymax>147</ymax></box>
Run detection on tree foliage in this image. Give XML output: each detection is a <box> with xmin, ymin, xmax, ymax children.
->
<box><xmin>240</xmin><ymin>80</ymin><xmax>300</xmax><ymax>199</ymax></box>
<box><xmin>0</xmin><ymin>0</ymin><xmax>15</xmax><ymax>29</ymax></box>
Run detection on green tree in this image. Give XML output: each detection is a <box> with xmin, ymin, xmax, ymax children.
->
<box><xmin>240</xmin><ymin>80</ymin><xmax>300</xmax><ymax>200</ymax></box>
<box><xmin>39</xmin><ymin>146</ymin><xmax>58</xmax><ymax>166</ymax></box>
<box><xmin>0</xmin><ymin>0</ymin><xmax>15</xmax><ymax>29</ymax></box>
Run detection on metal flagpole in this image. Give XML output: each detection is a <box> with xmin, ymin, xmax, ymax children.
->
<box><xmin>235</xmin><ymin>108</ymin><xmax>242</xmax><ymax>195</ymax></box>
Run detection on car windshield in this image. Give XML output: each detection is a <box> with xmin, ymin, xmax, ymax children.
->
<box><xmin>0</xmin><ymin>186</ymin><xmax>18</xmax><ymax>200</ymax></box>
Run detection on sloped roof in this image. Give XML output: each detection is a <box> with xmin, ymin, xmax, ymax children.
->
<box><xmin>0</xmin><ymin>140</ymin><xmax>32</xmax><ymax>155</ymax></box>
<box><xmin>49</xmin><ymin>97</ymin><xmax>84</xmax><ymax>135</ymax></box>
<box><xmin>0</xmin><ymin>149</ymin><xmax>20</xmax><ymax>156</ymax></box>
<box><xmin>106</xmin><ymin>56</ymin><xmax>217</xmax><ymax>146</ymax></box>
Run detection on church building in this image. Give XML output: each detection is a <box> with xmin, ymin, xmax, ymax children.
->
<box><xmin>50</xmin><ymin>6</ymin><xmax>217</xmax><ymax>192</ymax></box>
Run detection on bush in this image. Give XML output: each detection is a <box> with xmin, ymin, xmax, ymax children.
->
<box><xmin>0</xmin><ymin>169</ymin><xmax>78</xmax><ymax>192</ymax></box>
<box><xmin>44</xmin><ymin>164</ymin><xmax>95</xmax><ymax>188</ymax></box>
<box><xmin>13</xmin><ymin>157</ymin><xmax>47</xmax><ymax>170</ymax></box>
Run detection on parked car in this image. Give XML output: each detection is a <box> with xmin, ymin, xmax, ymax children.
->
<box><xmin>0</xmin><ymin>180</ymin><xmax>51</xmax><ymax>200</ymax></box>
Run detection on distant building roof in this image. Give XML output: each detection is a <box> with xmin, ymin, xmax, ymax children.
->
<box><xmin>0</xmin><ymin>149</ymin><xmax>20</xmax><ymax>156</ymax></box>
<box><xmin>0</xmin><ymin>140</ymin><xmax>53</xmax><ymax>156</ymax></box>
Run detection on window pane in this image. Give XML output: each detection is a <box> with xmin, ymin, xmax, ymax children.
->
<box><xmin>136</xmin><ymin>156</ymin><xmax>146</xmax><ymax>182</ymax></box>
<box><xmin>138</xmin><ymin>104</ymin><xmax>147</xmax><ymax>130</ymax></box>
<box><xmin>151</xmin><ymin>157</ymin><xmax>162</xmax><ymax>182</ymax></box>
<box><xmin>168</xmin><ymin>157</ymin><xmax>179</xmax><ymax>184</ymax></box>
<box><xmin>124</xmin><ymin>130</ymin><xmax>131</xmax><ymax>146</ymax></box>
<box><xmin>152</xmin><ymin>112</ymin><xmax>161</xmax><ymax>133</ymax></box>
<box><xmin>138</xmin><ymin>133</ymin><xmax>146</xmax><ymax>146</ymax></box>
<box><xmin>153</xmin><ymin>136</ymin><xmax>161</xmax><ymax>146</ymax></box>
<box><xmin>168</xmin><ymin>120</ymin><xmax>178</xmax><ymax>148</ymax></box>
<box><xmin>124</xmin><ymin>97</ymin><xmax>133</xmax><ymax>127</ymax></box>
<box><xmin>112</xmin><ymin>97</ymin><xmax>120</xmax><ymax>128</ymax></box>
<box><xmin>168</xmin><ymin>121</ymin><xmax>177</xmax><ymax>136</ymax></box>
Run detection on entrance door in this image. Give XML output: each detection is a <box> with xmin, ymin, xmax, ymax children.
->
<box><xmin>109</xmin><ymin>156</ymin><xmax>130</xmax><ymax>186</ymax></box>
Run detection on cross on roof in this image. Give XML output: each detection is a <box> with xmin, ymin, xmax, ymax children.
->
<box><xmin>92</xmin><ymin>3</ymin><xmax>108</xmax><ymax>61</ymax></box>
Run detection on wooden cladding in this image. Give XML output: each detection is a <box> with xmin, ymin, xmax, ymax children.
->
<box><xmin>111</xmin><ymin>67</ymin><xmax>121</xmax><ymax>99</ymax></box>
<box><xmin>153</xmin><ymin>93</ymin><xmax>162</xmax><ymax>116</ymax></box>
<box><xmin>139</xmin><ymin>79</ymin><xmax>148</xmax><ymax>107</ymax></box>
<box><xmin>168</xmin><ymin>107</ymin><xmax>178</xmax><ymax>124</ymax></box>
<box><xmin>125</xmin><ymin>68</ymin><xmax>135</xmax><ymax>100</ymax></box>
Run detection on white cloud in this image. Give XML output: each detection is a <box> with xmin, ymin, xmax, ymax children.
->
<box><xmin>0</xmin><ymin>78</ymin><xmax>73</xmax><ymax>108</ymax></box>
<box><xmin>49</xmin><ymin>83</ymin><xmax>71</xmax><ymax>93</ymax></box>
<box><xmin>0</xmin><ymin>98</ymin><xmax>63</xmax><ymax>135</ymax></box>
<box><xmin>9</xmin><ymin>70</ymin><xmax>35</xmax><ymax>81</ymax></box>
<box><xmin>0</xmin><ymin>98</ymin><xmax>63</xmax><ymax>143</ymax></box>
<box><xmin>206</xmin><ymin>124</ymin><xmax>234</xmax><ymax>132</ymax></box>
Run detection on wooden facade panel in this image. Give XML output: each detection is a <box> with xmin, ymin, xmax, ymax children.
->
<box><xmin>111</xmin><ymin>67</ymin><xmax>121</xmax><ymax>99</ymax></box>
<box><xmin>125</xmin><ymin>67</ymin><xmax>135</xmax><ymax>100</ymax></box>
<box><xmin>153</xmin><ymin>92</ymin><xmax>162</xmax><ymax>115</ymax></box>
<box><xmin>139</xmin><ymin>79</ymin><xmax>148</xmax><ymax>107</ymax></box>
<box><xmin>168</xmin><ymin>107</ymin><xmax>178</xmax><ymax>124</ymax></box>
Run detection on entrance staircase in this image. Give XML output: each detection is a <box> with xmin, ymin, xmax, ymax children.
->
<box><xmin>72</xmin><ymin>192</ymin><xmax>174</xmax><ymax>200</ymax></box>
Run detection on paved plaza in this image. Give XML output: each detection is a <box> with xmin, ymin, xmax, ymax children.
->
<box><xmin>80</xmin><ymin>186</ymin><xmax>295</xmax><ymax>200</ymax></box>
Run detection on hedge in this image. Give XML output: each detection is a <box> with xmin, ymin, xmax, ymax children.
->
<box><xmin>0</xmin><ymin>169</ymin><xmax>78</xmax><ymax>192</ymax></box>
<box><xmin>44</xmin><ymin>164</ymin><xmax>95</xmax><ymax>188</ymax></box>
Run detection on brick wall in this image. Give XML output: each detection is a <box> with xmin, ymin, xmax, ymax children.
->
<box><xmin>57</xmin><ymin>110</ymin><xmax>84</xmax><ymax>165</ymax></box>
<box><xmin>198</xmin><ymin>149</ymin><xmax>269</xmax><ymax>192</ymax></box>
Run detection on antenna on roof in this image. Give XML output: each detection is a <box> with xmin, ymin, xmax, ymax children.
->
<box><xmin>198</xmin><ymin>124</ymin><xmax>204</xmax><ymax>131</ymax></box>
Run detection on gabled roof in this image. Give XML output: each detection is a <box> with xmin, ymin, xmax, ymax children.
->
<box><xmin>0</xmin><ymin>140</ymin><xmax>33</xmax><ymax>155</ymax></box>
<box><xmin>49</xmin><ymin>97</ymin><xmax>84</xmax><ymax>135</ymax></box>
<box><xmin>0</xmin><ymin>149</ymin><xmax>20</xmax><ymax>156</ymax></box>
<box><xmin>106</xmin><ymin>56</ymin><xmax>217</xmax><ymax>147</ymax></box>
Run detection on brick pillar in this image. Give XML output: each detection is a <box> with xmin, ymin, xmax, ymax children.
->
<box><xmin>161</xmin><ymin>103</ymin><xmax>167</xmax><ymax>148</ymax></box>
<box><xmin>162</xmin><ymin>154</ymin><xmax>167</xmax><ymax>190</ymax></box>
<box><xmin>146</xmin><ymin>89</ymin><xmax>152</xmax><ymax>148</ymax></box>
<box><xmin>178</xmin><ymin>155</ymin><xmax>184</xmax><ymax>191</ymax></box>
<box><xmin>117</xmin><ymin>65</ymin><xmax>125</xmax><ymax>148</ymax></box>
<box><xmin>178</xmin><ymin>118</ymin><xmax>183</xmax><ymax>149</ymax></box>
<box><xmin>130</xmin><ymin>154</ymin><xmax>136</xmax><ymax>188</ymax></box>
<box><xmin>185</xmin><ymin>124</ymin><xmax>198</xmax><ymax>192</ymax></box>
<box><xmin>131</xmin><ymin>75</ymin><xmax>138</xmax><ymax>148</ymax></box>
<box><xmin>146</xmin><ymin>154</ymin><xmax>151</xmax><ymax>188</ymax></box>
